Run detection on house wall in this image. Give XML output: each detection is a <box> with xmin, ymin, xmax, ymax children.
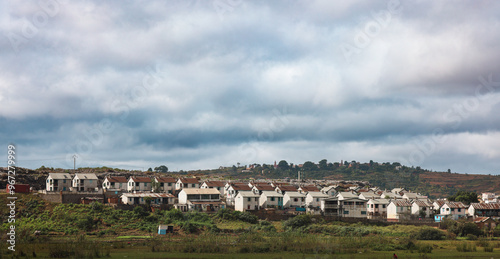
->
<box><xmin>305</xmin><ymin>195</ymin><xmax>324</xmax><ymax>208</ymax></box>
<box><xmin>284</xmin><ymin>195</ymin><xmax>305</xmax><ymax>208</ymax></box>
<box><xmin>340</xmin><ymin>200</ymin><xmax>367</xmax><ymax>218</ymax></box>
<box><xmin>127</xmin><ymin>180</ymin><xmax>150</xmax><ymax>192</ymax></box>
<box><xmin>259</xmin><ymin>195</ymin><xmax>283</xmax><ymax>208</ymax></box>
<box><xmin>235</xmin><ymin>195</ymin><xmax>259</xmax><ymax>212</ymax></box>
<box><xmin>46</xmin><ymin>177</ymin><xmax>71</xmax><ymax>192</ymax></box>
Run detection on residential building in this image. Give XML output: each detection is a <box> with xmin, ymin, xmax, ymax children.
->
<box><xmin>321</xmin><ymin>197</ymin><xmax>341</xmax><ymax>216</ymax></box>
<box><xmin>320</xmin><ymin>186</ymin><xmax>338</xmax><ymax>197</ymax></box>
<box><xmin>411</xmin><ymin>200</ymin><xmax>434</xmax><ymax>218</ymax></box>
<box><xmin>359</xmin><ymin>191</ymin><xmax>381</xmax><ymax>200</ymax></box>
<box><xmin>102</xmin><ymin>176</ymin><xmax>127</xmax><ymax>191</ymax></box>
<box><xmin>439</xmin><ymin>201</ymin><xmax>468</xmax><ymax>220</ymax></box>
<box><xmin>283</xmin><ymin>192</ymin><xmax>306</xmax><ymax>208</ymax></box>
<box><xmin>259</xmin><ymin>191</ymin><xmax>284</xmax><ymax>209</ymax></box>
<box><xmin>298</xmin><ymin>185</ymin><xmax>320</xmax><ymax>194</ymax></box>
<box><xmin>226</xmin><ymin>184</ymin><xmax>252</xmax><ymax>206</ymax></box>
<box><xmin>177</xmin><ymin>188</ymin><xmax>224</xmax><ymax>212</ymax></box>
<box><xmin>175</xmin><ymin>178</ymin><xmax>200</xmax><ymax>190</ymax></box>
<box><xmin>72</xmin><ymin>173</ymin><xmax>98</xmax><ymax>192</ymax></box>
<box><xmin>200</xmin><ymin>181</ymin><xmax>226</xmax><ymax>196</ymax></box>
<box><xmin>275</xmin><ymin>185</ymin><xmax>298</xmax><ymax>194</ymax></box>
<box><xmin>367</xmin><ymin>199</ymin><xmax>390</xmax><ymax>219</ymax></box>
<box><xmin>387</xmin><ymin>199</ymin><xmax>412</xmax><ymax>222</ymax></box>
<box><xmin>306</xmin><ymin>192</ymin><xmax>329</xmax><ymax>209</ymax></box>
<box><xmin>251</xmin><ymin>184</ymin><xmax>275</xmax><ymax>195</ymax></box>
<box><xmin>46</xmin><ymin>173</ymin><xmax>72</xmax><ymax>192</ymax></box>
<box><xmin>468</xmin><ymin>203</ymin><xmax>500</xmax><ymax>217</ymax></box>
<box><xmin>402</xmin><ymin>192</ymin><xmax>428</xmax><ymax>200</ymax></box>
<box><xmin>121</xmin><ymin>193</ymin><xmax>175</xmax><ymax>205</ymax></box>
<box><xmin>153</xmin><ymin>177</ymin><xmax>176</xmax><ymax>193</ymax></box>
<box><xmin>338</xmin><ymin>197</ymin><xmax>368</xmax><ymax>218</ymax></box>
<box><xmin>127</xmin><ymin>176</ymin><xmax>151</xmax><ymax>192</ymax></box>
<box><xmin>235</xmin><ymin>191</ymin><xmax>260</xmax><ymax>212</ymax></box>
<box><xmin>337</xmin><ymin>192</ymin><xmax>359</xmax><ymax>200</ymax></box>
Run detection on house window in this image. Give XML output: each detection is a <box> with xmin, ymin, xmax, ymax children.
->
<box><xmin>192</xmin><ymin>184</ymin><xmax>196</xmax><ymax>188</ymax></box>
<box><xmin>255</xmin><ymin>198</ymin><xmax>258</xmax><ymax>201</ymax></box>
<box><xmin>316</xmin><ymin>198</ymin><xmax>319</xmax><ymax>202</ymax></box>
<box><xmin>382</xmin><ymin>205</ymin><xmax>386</xmax><ymax>208</ymax></box>
<box><xmin>248</xmin><ymin>198</ymin><xmax>251</xmax><ymax>201</ymax></box>
<box><xmin>451</xmin><ymin>208</ymin><xmax>454</xmax><ymax>212</ymax></box>
<box><xmin>458</xmin><ymin>208</ymin><xmax>461</xmax><ymax>212</ymax></box>
<box><xmin>63</xmin><ymin>179</ymin><xmax>66</xmax><ymax>183</ymax></box>
<box><xmin>294</xmin><ymin>198</ymin><xmax>298</xmax><ymax>202</ymax></box>
<box><xmin>129</xmin><ymin>198</ymin><xmax>132</xmax><ymax>202</ymax></box>
<box><xmin>144</xmin><ymin>183</ymin><xmax>148</xmax><ymax>187</ymax></box>
<box><xmin>63</xmin><ymin>187</ymin><xmax>66</xmax><ymax>191</ymax></box>
<box><xmin>168</xmin><ymin>183</ymin><xmax>172</xmax><ymax>186</ymax></box>
<box><xmin>361</xmin><ymin>211</ymin><xmax>367</xmax><ymax>215</ymax></box>
<box><xmin>89</xmin><ymin>180</ymin><xmax>92</xmax><ymax>183</ymax></box>
<box><xmin>270</xmin><ymin>197</ymin><xmax>275</xmax><ymax>201</ymax></box>
<box><xmin>344</xmin><ymin>210</ymin><xmax>349</xmax><ymax>214</ymax></box>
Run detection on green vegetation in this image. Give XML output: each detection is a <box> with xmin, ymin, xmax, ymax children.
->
<box><xmin>448</xmin><ymin>190</ymin><xmax>479</xmax><ymax>204</ymax></box>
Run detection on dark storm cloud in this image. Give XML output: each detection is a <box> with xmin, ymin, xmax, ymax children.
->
<box><xmin>1</xmin><ymin>0</ymin><xmax>500</xmax><ymax>173</ymax></box>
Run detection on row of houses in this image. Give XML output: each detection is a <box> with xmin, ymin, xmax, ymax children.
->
<box><xmin>45</xmin><ymin>173</ymin><xmax>500</xmax><ymax>222</ymax></box>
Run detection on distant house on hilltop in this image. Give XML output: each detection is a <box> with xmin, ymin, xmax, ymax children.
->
<box><xmin>128</xmin><ymin>176</ymin><xmax>151</xmax><ymax>192</ymax></box>
<box><xmin>153</xmin><ymin>176</ymin><xmax>176</xmax><ymax>194</ymax></box>
<box><xmin>103</xmin><ymin>176</ymin><xmax>127</xmax><ymax>191</ymax></box>
<box><xmin>72</xmin><ymin>173</ymin><xmax>98</xmax><ymax>192</ymax></box>
<box><xmin>175</xmin><ymin>178</ymin><xmax>200</xmax><ymax>190</ymax></box>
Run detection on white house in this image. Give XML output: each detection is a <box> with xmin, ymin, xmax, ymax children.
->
<box><xmin>102</xmin><ymin>176</ymin><xmax>128</xmax><ymax>191</ymax></box>
<box><xmin>121</xmin><ymin>193</ymin><xmax>175</xmax><ymax>205</ymax></box>
<box><xmin>433</xmin><ymin>199</ymin><xmax>447</xmax><ymax>213</ymax></box>
<box><xmin>320</xmin><ymin>186</ymin><xmax>338</xmax><ymax>197</ymax></box>
<box><xmin>46</xmin><ymin>173</ymin><xmax>72</xmax><ymax>192</ymax></box>
<box><xmin>252</xmin><ymin>184</ymin><xmax>276</xmax><ymax>195</ymax></box>
<box><xmin>260</xmin><ymin>191</ymin><xmax>284</xmax><ymax>209</ymax></box>
<box><xmin>381</xmin><ymin>191</ymin><xmax>402</xmax><ymax>199</ymax></box>
<box><xmin>200</xmin><ymin>181</ymin><xmax>226</xmax><ymax>196</ymax></box>
<box><xmin>306</xmin><ymin>192</ymin><xmax>329</xmax><ymax>209</ymax></box>
<box><xmin>226</xmin><ymin>184</ymin><xmax>252</xmax><ymax>206</ymax></box>
<box><xmin>367</xmin><ymin>199</ymin><xmax>390</xmax><ymax>219</ymax></box>
<box><xmin>235</xmin><ymin>191</ymin><xmax>260</xmax><ymax>212</ymax></box>
<box><xmin>468</xmin><ymin>203</ymin><xmax>500</xmax><ymax>217</ymax></box>
<box><xmin>153</xmin><ymin>176</ymin><xmax>177</xmax><ymax>194</ymax></box>
<box><xmin>359</xmin><ymin>191</ymin><xmax>380</xmax><ymax>201</ymax></box>
<box><xmin>387</xmin><ymin>199</ymin><xmax>412</xmax><ymax>222</ymax></box>
<box><xmin>72</xmin><ymin>173</ymin><xmax>98</xmax><ymax>192</ymax></box>
<box><xmin>402</xmin><ymin>192</ymin><xmax>428</xmax><ymax>200</ymax></box>
<box><xmin>175</xmin><ymin>178</ymin><xmax>200</xmax><ymax>190</ymax></box>
<box><xmin>298</xmin><ymin>185</ymin><xmax>320</xmax><ymax>194</ymax></box>
<box><xmin>283</xmin><ymin>192</ymin><xmax>306</xmax><ymax>208</ymax></box>
<box><xmin>440</xmin><ymin>201</ymin><xmax>468</xmax><ymax>220</ymax></box>
<box><xmin>127</xmin><ymin>176</ymin><xmax>151</xmax><ymax>192</ymax></box>
<box><xmin>177</xmin><ymin>188</ymin><xmax>223</xmax><ymax>212</ymax></box>
<box><xmin>275</xmin><ymin>185</ymin><xmax>298</xmax><ymax>194</ymax></box>
<box><xmin>339</xmin><ymin>197</ymin><xmax>368</xmax><ymax>218</ymax></box>
<box><xmin>482</xmin><ymin>192</ymin><xmax>496</xmax><ymax>203</ymax></box>
<box><xmin>411</xmin><ymin>200</ymin><xmax>434</xmax><ymax>218</ymax></box>
<box><xmin>337</xmin><ymin>192</ymin><xmax>359</xmax><ymax>200</ymax></box>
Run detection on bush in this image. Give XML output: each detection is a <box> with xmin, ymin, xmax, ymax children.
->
<box><xmin>283</xmin><ymin>215</ymin><xmax>312</xmax><ymax>230</ymax></box>
<box><xmin>456</xmin><ymin>242</ymin><xmax>477</xmax><ymax>252</ymax></box>
<box><xmin>418</xmin><ymin>244</ymin><xmax>433</xmax><ymax>253</ymax></box>
<box><xmin>484</xmin><ymin>246</ymin><xmax>494</xmax><ymax>252</ymax></box>
<box><xmin>133</xmin><ymin>206</ymin><xmax>149</xmax><ymax>217</ymax></box>
<box><xmin>165</xmin><ymin>209</ymin><xmax>184</xmax><ymax>221</ymax></box>
<box><xmin>76</xmin><ymin>216</ymin><xmax>95</xmax><ymax>231</ymax></box>
<box><xmin>239</xmin><ymin>212</ymin><xmax>258</xmax><ymax>224</ymax></box>
<box><xmin>466</xmin><ymin>234</ymin><xmax>478</xmax><ymax>240</ymax></box>
<box><xmin>413</xmin><ymin>228</ymin><xmax>445</xmax><ymax>240</ymax></box>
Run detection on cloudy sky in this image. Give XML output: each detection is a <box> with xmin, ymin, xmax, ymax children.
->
<box><xmin>1</xmin><ymin>0</ymin><xmax>499</xmax><ymax>174</ymax></box>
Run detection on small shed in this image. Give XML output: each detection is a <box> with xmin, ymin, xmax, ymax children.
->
<box><xmin>158</xmin><ymin>225</ymin><xmax>173</xmax><ymax>235</ymax></box>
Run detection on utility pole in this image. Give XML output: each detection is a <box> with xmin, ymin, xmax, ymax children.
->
<box><xmin>73</xmin><ymin>155</ymin><xmax>77</xmax><ymax>171</ymax></box>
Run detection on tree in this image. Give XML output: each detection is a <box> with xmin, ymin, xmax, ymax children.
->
<box><xmin>278</xmin><ymin>160</ymin><xmax>289</xmax><ymax>170</ymax></box>
<box><xmin>154</xmin><ymin>165</ymin><xmax>168</xmax><ymax>173</ymax></box>
<box><xmin>448</xmin><ymin>191</ymin><xmax>478</xmax><ymax>205</ymax></box>
<box><xmin>147</xmin><ymin>168</ymin><xmax>153</xmax><ymax>172</ymax></box>
<box><xmin>318</xmin><ymin>159</ymin><xmax>328</xmax><ymax>170</ymax></box>
<box><xmin>303</xmin><ymin>161</ymin><xmax>317</xmax><ymax>171</ymax></box>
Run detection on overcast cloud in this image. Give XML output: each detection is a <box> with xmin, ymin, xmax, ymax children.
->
<box><xmin>1</xmin><ymin>0</ymin><xmax>499</xmax><ymax>174</ymax></box>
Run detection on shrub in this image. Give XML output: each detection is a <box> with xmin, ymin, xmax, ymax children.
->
<box><xmin>466</xmin><ymin>234</ymin><xmax>478</xmax><ymax>240</ymax></box>
<box><xmin>165</xmin><ymin>209</ymin><xmax>184</xmax><ymax>221</ymax></box>
<box><xmin>456</xmin><ymin>242</ymin><xmax>477</xmax><ymax>252</ymax></box>
<box><xmin>76</xmin><ymin>216</ymin><xmax>95</xmax><ymax>231</ymax></box>
<box><xmin>239</xmin><ymin>211</ymin><xmax>258</xmax><ymax>224</ymax></box>
<box><xmin>414</xmin><ymin>228</ymin><xmax>445</xmax><ymax>240</ymax></box>
<box><xmin>418</xmin><ymin>244</ymin><xmax>433</xmax><ymax>253</ymax></box>
<box><xmin>283</xmin><ymin>215</ymin><xmax>312</xmax><ymax>230</ymax></box>
<box><xmin>133</xmin><ymin>206</ymin><xmax>149</xmax><ymax>217</ymax></box>
<box><xmin>484</xmin><ymin>246</ymin><xmax>494</xmax><ymax>252</ymax></box>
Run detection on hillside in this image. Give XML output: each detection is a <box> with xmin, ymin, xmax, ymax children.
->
<box><xmin>2</xmin><ymin>161</ymin><xmax>500</xmax><ymax>198</ymax></box>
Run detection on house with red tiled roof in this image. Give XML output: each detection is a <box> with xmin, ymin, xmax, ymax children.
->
<box><xmin>103</xmin><ymin>176</ymin><xmax>128</xmax><ymax>191</ymax></box>
<box><xmin>387</xmin><ymin>199</ymin><xmax>412</xmax><ymax>222</ymax></box>
<box><xmin>226</xmin><ymin>184</ymin><xmax>252</xmax><ymax>206</ymax></box>
<box><xmin>298</xmin><ymin>185</ymin><xmax>320</xmax><ymax>194</ymax></box>
<box><xmin>127</xmin><ymin>176</ymin><xmax>151</xmax><ymax>192</ymax></box>
<box><xmin>439</xmin><ymin>201</ymin><xmax>468</xmax><ymax>220</ymax></box>
<box><xmin>201</xmin><ymin>181</ymin><xmax>226</xmax><ymax>196</ymax></box>
<box><xmin>175</xmin><ymin>178</ymin><xmax>200</xmax><ymax>190</ymax></box>
<box><xmin>275</xmin><ymin>185</ymin><xmax>298</xmax><ymax>194</ymax></box>
<box><xmin>411</xmin><ymin>200</ymin><xmax>434</xmax><ymax>218</ymax></box>
<box><xmin>468</xmin><ymin>203</ymin><xmax>500</xmax><ymax>217</ymax></box>
<box><xmin>153</xmin><ymin>176</ymin><xmax>177</xmax><ymax>194</ymax></box>
<box><xmin>252</xmin><ymin>184</ymin><xmax>275</xmax><ymax>195</ymax></box>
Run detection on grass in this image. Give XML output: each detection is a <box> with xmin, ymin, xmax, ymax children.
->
<box><xmin>116</xmin><ymin>235</ymin><xmax>153</xmax><ymax>239</ymax></box>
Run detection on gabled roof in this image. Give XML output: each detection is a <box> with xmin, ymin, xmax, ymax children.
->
<box><xmin>181</xmin><ymin>188</ymin><xmax>221</xmax><ymax>195</ymax></box>
<box><xmin>413</xmin><ymin>200</ymin><xmax>434</xmax><ymax>207</ymax></box>
<box><xmin>230</xmin><ymin>184</ymin><xmax>252</xmax><ymax>191</ymax></box>
<box><xmin>105</xmin><ymin>176</ymin><xmax>128</xmax><ymax>183</ymax></box>
<box><xmin>277</xmin><ymin>185</ymin><xmax>298</xmax><ymax>192</ymax></box>
<box><xmin>285</xmin><ymin>191</ymin><xmax>306</xmax><ymax>198</ymax></box>
<box><xmin>470</xmin><ymin>203</ymin><xmax>500</xmax><ymax>210</ymax></box>
<box><xmin>474</xmin><ymin>217</ymin><xmax>494</xmax><ymax>223</ymax></box>
<box><xmin>74</xmin><ymin>173</ymin><xmax>98</xmax><ymax>180</ymax></box>
<box><xmin>443</xmin><ymin>201</ymin><xmax>468</xmax><ymax>209</ymax></box>
<box><xmin>121</xmin><ymin>193</ymin><xmax>175</xmax><ymax>198</ymax></box>
<box><xmin>337</xmin><ymin>192</ymin><xmax>358</xmax><ymax>199</ymax></box>
<box><xmin>155</xmin><ymin>177</ymin><xmax>176</xmax><ymax>183</ymax></box>
<box><xmin>300</xmin><ymin>185</ymin><xmax>320</xmax><ymax>192</ymax></box>
<box><xmin>433</xmin><ymin>199</ymin><xmax>447</xmax><ymax>208</ymax></box>
<box><xmin>368</xmin><ymin>199</ymin><xmax>390</xmax><ymax>205</ymax></box>
<box><xmin>178</xmin><ymin>178</ymin><xmax>200</xmax><ymax>184</ymax></box>
<box><xmin>321</xmin><ymin>186</ymin><xmax>337</xmax><ymax>193</ymax></box>
<box><xmin>48</xmin><ymin>173</ymin><xmax>72</xmax><ymax>180</ymax></box>
<box><xmin>307</xmin><ymin>192</ymin><xmax>329</xmax><ymax>198</ymax></box>
<box><xmin>261</xmin><ymin>191</ymin><xmax>283</xmax><ymax>197</ymax></box>
<box><xmin>129</xmin><ymin>176</ymin><xmax>151</xmax><ymax>183</ymax></box>
<box><xmin>237</xmin><ymin>191</ymin><xmax>260</xmax><ymax>198</ymax></box>
<box><xmin>391</xmin><ymin>199</ymin><xmax>412</xmax><ymax>207</ymax></box>
<box><xmin>254</xmin><ymin>185</ymin><xmax>275</xmax><ymax>191</ymax></box>
<box><xmin>203</xmin><ymin>181</ymin><xmax>226</xmax><ymax>187</ymax></box>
